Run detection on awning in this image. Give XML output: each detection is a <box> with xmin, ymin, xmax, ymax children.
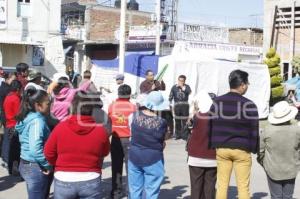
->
<box><xmin>0</xmin><ymin>40</ymin><xmax>43</xmax><ymax>46</ymax></box>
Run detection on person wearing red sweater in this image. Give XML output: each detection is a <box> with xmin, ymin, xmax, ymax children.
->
<box><xmin>187</xmin><ymin>91</ymin><xmax>217</xmax><ymax>199</ymax></box>
<box><xmin>2</xmin><ymin>80</ymin><xmax>22</xmax><ymax>175</ymax></box>
<box><xmin>108</xmin><ymin>84</ymin><xmax>136</xmax><ymax>199</ymax></box>
<box><xmin>44</xmin><ymin>91</ymin><xmax>110</xmax><ymax>199</ymax></box>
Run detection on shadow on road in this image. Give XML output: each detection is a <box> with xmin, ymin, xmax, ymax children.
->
<box><xmin>0</xmin><ymin>175</ymin><xmax>23</xmax><ymax>192</ymax></box>
<box><xmin>160</xmin><ymin>176</ymin><xmax>188</xmax><ymax>198</ymax></box>
<box><xmin>229</xmin><ymin>186</ymin><xmax>268</xmax><ymax>199</ymax></box>
<box><xmin>160</xmin><ymin>185</ymin><xmax>188</xmax><ymax>199</ymax></box>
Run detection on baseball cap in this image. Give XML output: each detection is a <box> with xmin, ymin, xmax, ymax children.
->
<box><xmin>28</xmin><ymin>69</ymin><xmax>42</xmax><ymax>81</ymax></box>
<box><xmin>115</xmin><ymin>74</ymin><xmax>125</xmax><ymax>81</ymax></box>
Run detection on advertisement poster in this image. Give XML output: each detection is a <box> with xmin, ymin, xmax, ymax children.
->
<box><xmin>0</xmin><ymin>0</ymin><xmax>7</xmax><ymax>29</ymax></box>
<box><xmin>32</xmin><ymin>46</ymin><xmax>45</xmax><ymax>66</ymax></box>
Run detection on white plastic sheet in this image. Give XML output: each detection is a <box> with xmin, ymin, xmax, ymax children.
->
<box><xmin>91</xmin><ymin>42</ymin><xmax>270</xmax><ymax>118</ymax></box>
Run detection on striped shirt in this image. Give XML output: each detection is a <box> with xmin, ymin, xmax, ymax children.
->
<box><xmin>209</xmin><ymin>92</ymin><xmax>259</xmax><ymax>154</ymax></box>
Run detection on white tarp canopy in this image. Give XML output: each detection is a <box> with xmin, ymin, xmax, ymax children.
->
<box><xmin>158</xmin><ymin>56</ymin><xmax>270</xmax><ymax>118</ymax></box>
<box><xmin>91</xmin><ymin>41</ymin><xmax>270</xmax><ymax>118</ymax></box>
<box><xmin>158</xmin><ymin>41</ymin><xmax>270</xmax><ymax>118</ymax></box>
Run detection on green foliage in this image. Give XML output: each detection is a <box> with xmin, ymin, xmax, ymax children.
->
<box><xmin>265</xmin><ymin>56</ymin><xmax>281</xmax><ymax>68</ymax></box>
<box><xmin>265</xmin><ymin>48</ymin><xmax>284</xmax><ymax>99</ymax></box>
<box><xmin>291</xmin><ymin>56</ymin><xmax>300</xmax><ymax>71</ymax></box>
<box><xmin>271</xmin><ymin>86</ymin><xmax>284</xmax><ymax>98</ymax></box>
<box><xmin>271</xmin><ymin>75</ymin><xmax>283</xmax><ymax>87</ymax></box>
<box><xmin>266</xmin><ymin>48</ymin><xmax>276</xmax><ymax>59</ymax></box>
<box><xmin>269</xmin><ymin>67</ymin><xmax>281</xmax><ymax>76</ymax></box>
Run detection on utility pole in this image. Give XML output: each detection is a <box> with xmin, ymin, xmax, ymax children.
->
<box><xmin>119</xmin><ymin>0</ymin><xmax>126</xmax><ymax>74</ymax></box>
<box><xmin>289</xmin><ymin>0</ymin><xmax>296</xmax><ymax>79</ymax></box>
<box><xmin>156</xmin><ymin>0</ymin><xmax>161</xmax><ymax>55</ymax></box>
<box><xmin>168</xmin><ymin>0</ymin><xmax>178</xmax><ymax>40</ymax></box>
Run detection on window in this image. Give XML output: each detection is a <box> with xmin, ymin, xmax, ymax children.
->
<box><xmin>18</xmin><ymin>0</ymin><xmax>30</xmax><ymax>3</ymax></box>
<box><xmin>283</xmin><ymin>63</ymin><xmax>289</xmax><ymax>81</ymax></box>
<box><xmin>17</xmin><ymin>0</ymin><xmax>31</xmax><ymax>17</ymax></box>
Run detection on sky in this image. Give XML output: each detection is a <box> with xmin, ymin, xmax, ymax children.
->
<box><xmin>98</xmin><ymin>0</ymin><xmax>264</xmax><ymax>28</ymax></box>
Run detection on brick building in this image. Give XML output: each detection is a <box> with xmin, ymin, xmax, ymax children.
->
<box><xmin>62</xmin><ymin>0</ymin><xmax>157</xmax><ymax>73</ymax></box>
<box><xmin>229</xmin><ymin>28</ymin><xmax>263</xmax><ymax>46</ymax></box>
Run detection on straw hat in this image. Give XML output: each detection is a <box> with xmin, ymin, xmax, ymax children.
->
<box><xmin>268</xmin><ymin>101</ymin><xmax>298</xmax><ymax>124</ymax></box>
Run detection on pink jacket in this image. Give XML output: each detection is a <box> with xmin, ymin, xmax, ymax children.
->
<box><xmin>51</xmin><ymin>81</ymin><xmax>91</xmax><ymax>121</ymax></box>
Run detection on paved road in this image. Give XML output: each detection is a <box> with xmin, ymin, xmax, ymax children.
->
<box><xmin>0</xmin><ymin>139</ymin><xmax>300</xmax><ymax>199</ymax></box>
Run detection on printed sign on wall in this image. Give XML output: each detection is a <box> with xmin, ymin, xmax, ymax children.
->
<box><xmin>0</xmin><ymin>0</ymin><xmax>7</xmax><ymax>29</ymax></box>
<box><xmin>32</xmin><ymin>46</ymin><xmax>45</xmax><ymax>66</ymax></box>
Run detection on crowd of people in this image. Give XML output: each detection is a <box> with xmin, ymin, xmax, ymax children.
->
<box><xmin>0</xmin><ymin>63</ymin><xmax>299</xmax><ymax>199</ymax></box>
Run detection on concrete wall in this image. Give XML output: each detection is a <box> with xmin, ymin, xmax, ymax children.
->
<box><xmin>0</xmin><ymin>44</ymin><xmax>32</xmax><ymax>66</ymax></box>
<box><xmin>0</xmin><ymin>0</ymin><xmax>61</xmax><ymax>43</ymax></box>
<box><xmin>0</xmin><ymin>1</ymin><xmax>65</xmax><ymax>77</ymax></box>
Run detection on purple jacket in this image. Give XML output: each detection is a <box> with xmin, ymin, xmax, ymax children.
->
<box><xmin>51</xmin><ymin>81</ymin><xmax>91</xmax><ymax>121</ymax></box>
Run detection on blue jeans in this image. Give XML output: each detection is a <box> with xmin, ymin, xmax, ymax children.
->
<box><xmin>128</xmin><ymin>160</ymin><xmax>164</xmax><ymax>199</ymax></box>
<box><xmin>1</xmin><ymin>128</ymin><xmax>10</xmax><ymax>163</ymax></box>
<box><xmin>54</xmin><ymin>177</ymin><xmax>102</xmax><ymax>199</ymax></box>
<box><xmin>19</xmin><ymin>160</ymin><xmax>51</xmax><ymax>199</ymax></box>
<box><xmin>267</xmin><ymin>176</ymin><xmax>295</xmax><ymax>199</ymax></box>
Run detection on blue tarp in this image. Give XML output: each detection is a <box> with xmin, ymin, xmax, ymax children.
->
<box><xmin>92</xmin><ymin>54</ymin><xmax>159</xmax><ymax>78</ymax></box>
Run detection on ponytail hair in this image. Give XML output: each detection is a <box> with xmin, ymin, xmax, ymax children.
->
<box><xmin>53</xmin><ymin>77</ymin><xmax>70</xmax><ymax>95</ymax></box>
<box><xmin>16</xmin><ymin>87</ymin><xmax>49</xmax><ymax>122</ymax></box>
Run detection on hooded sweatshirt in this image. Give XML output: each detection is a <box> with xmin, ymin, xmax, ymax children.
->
<box><xmin>44</xmin><ymin>115</ymin><xmax>110</xmax><ymax>173</ymax></box>
<box><xmin>3</xmin><ymin>91</ymin><xmax>21</xmax><ymax>128</ymax></box>
<box><xmin>51</xmin><ymin>81</ymin><xmax>90</xmax><ymax>121</ymax></box>
<box><xmin>15</xmin><ymin>112</ymin><xmax>51</xmax><ymax>170</ymax></box>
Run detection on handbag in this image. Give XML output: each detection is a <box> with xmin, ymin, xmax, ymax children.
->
<box><xmin>183</xmin><ymin>119</ymin><xmax>194</xmax><ymax>151</ymax></box>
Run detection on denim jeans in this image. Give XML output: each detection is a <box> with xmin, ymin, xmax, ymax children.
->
<box><xmin>54</xmin><ymin>177</ymin><xmax>102</xmax><ymax>199</ymax></box>
<box><xmin>19</xmin><ymin>160</ymin><xmax>51</xmax><ymax>199</ymax></box>
<box><xmin>128</xmin><ymin>160</ymin><xmax>164</xmax><ymax>199</ymax></box>
<box><xmin>267</xmin><ymin>176</ymin><xmax>295</xmax><ymax>199</ymax></box>
<box><xmin>1</xmin><ymin>128</ymin><xmax>10</xmax><ymax>163</ymax></box>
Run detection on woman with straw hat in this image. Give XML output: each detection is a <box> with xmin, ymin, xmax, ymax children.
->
<box><xmin>258</xmin><ymin>101</ymin><xmax>300</xmax><ymax>199</ymax></box>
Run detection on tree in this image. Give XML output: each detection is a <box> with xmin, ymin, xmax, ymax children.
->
<box><xmin>264</xmin><ymin>48</ymin><xmax>283</xmax><ymax>101</ymax></box>
<box><xmin>291</xmin><ymin>56</ymin><xmax>300</xmax><ymax>74</ymax></box>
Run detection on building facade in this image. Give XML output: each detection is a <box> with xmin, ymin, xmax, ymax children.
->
<box><xmin>264</xmin><ymin>0</ymin><xmax>300</xmax><ymax>79</ymax></box>
<box><xmin>229</xmin><ymin>28</ymin><xmax>263</xmax><ymax>46</ymax></box>
<box><xmin>0</xmin><ymin>0</ymin><xmax>65</xmax><ymax>75</ymax></box>
<box><xmin>62</xmin><ymin>0</ymin><xmax>165</xmax><ymax>74</ymax></box>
